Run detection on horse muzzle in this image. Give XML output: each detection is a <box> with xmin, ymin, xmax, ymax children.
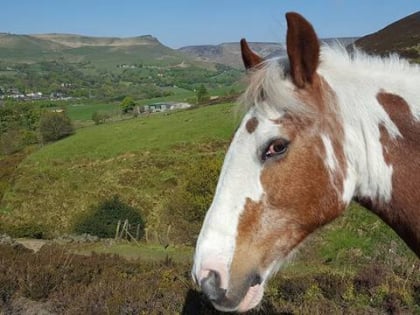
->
<box><xmin>198</xmin><ymin>268</ymin><xmax>265</xmax><ymax>312</ymax></box>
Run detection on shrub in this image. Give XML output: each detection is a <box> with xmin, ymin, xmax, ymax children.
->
<box><xmin>0</xmin><ymin>270</ymin><xmax>18</xmax><ymax>306</ymax></box>
<box><xmin>165</xmin><ymin>155</ymin><xmax>223</xmax><ymax>244</ymax></box>
<box><xmin>4</xmin><ymin>222</ymin><xmax>47</xmax><ymax>239</ymax></box>
<box><xmin>354</xmin><ymin>264</ymin><xmax>389</xmax><ymax>294</ymax></box>
<box><xmin>413</xmin><ymin>281</ymin><xmax>420</xmax><ymax>306</ymax></box>
<box><xmin>315</xmin><ymin>272</ymin><xmax>349</xmax><ymax>301</ymax></box>
<box><xmin>73</xmin><ymin>195</ymin><xmax>145</xmax><ymax>238</ymax></box>
<box><xmin>91</xmin><ymin>111</ymin><xmax>110</xmax><ymax>125</ymax></box>
<box><xmin>0</xmin><ymin>243</ymin><xmax>418</xmax><ymax>314</ymax></box>
<box><xmin>196</xmin><ymin>84</ymin><xmax>209</xmax><ymax>104</ymax></box>
<box><xmin>120</xmin><ymin>96</ymin><xmax>135</xmax><ymax>113</ymax></box>
<box><xmin>277</xmin><ymin>276</ymin><xmax>312</xmax><ymax>303</ymax></box>
<box><xmin>0</xmin><ymin>128</ymin><xmax>37</xmax><ymax>155</ymax></box>
<box><xmin>39</xmin><ymin>111</ymin><xmax>74</xmax><ymax>143</ymax></box>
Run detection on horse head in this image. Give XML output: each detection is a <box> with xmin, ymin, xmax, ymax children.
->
<box><xmin>192</xmin><ymin>12</ymin><xmax>349</xmax><ymax>312</ymax></box>
<box><xmin>192</xmin><ymin>11</ymin><xmax>420</xmax><ymax>313</ymax></box>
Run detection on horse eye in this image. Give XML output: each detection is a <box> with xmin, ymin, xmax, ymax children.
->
<box><xmin>262</xmin><ymin>139</ymin><xmax>289</xmax><ymax>161</ymax></box>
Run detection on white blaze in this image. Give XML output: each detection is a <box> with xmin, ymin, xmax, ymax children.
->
<box><xmin>192</xmin><ymin>108</ymin><xmax>283</xmax><ymax>286</ymax></box>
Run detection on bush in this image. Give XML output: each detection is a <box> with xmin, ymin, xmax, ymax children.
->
<box><xmin>277</xmin><ymin>276</ymin><xmax>311</xmax><ymax>303</ymax></box>
<box><xmin>0</xmin><ymin>128</ymin><xmax>37</xmax><ymax>155</ymax></box>
<box><xmin>120</xmin><ymin>96</ymin><xmax>135</xmax><ymax>113</ymax></box>
<box><xmin>91</xmin><ymin>111</ymin><xmax>110</xmax><ymax>125</ymax></box>
<box><xmin>196</xmin><ymin>84</ymin><xmax>209</xmax><ymax>104</ymax></box>
<box><xmin>73</xmin><ymin>195</ymin><xmax>145</xmax><ymax>238</ymax></box>
<box><xmin>39</xmin><ymin>111</ymin><xmax>74</xmax><ymax>143</ymax></box>
<box><xmin>4</xmin><ymin>222</ymin><xmax>47</xmax><ymax>239</ymax></box>
<box><xmin>165</xmin><ymin>155</ymin><xmax>222</xmax><ymax>244</ymax></box>
<box><xmin>354</xmin><ymin>264</ymin><xmax>389</xmax><ymax>294</ymax></box>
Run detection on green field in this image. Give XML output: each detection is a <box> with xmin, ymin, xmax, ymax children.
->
<box><xmin>0</xmin><ymin>103</ymin><xmax>239</xmax><ymax>239</ymax></box>
<box><xmin>30</xmin><ymin>103</ymin><xmax>237</xmax><ymax>162</ymax></box>
<box><xmin>65</xmin><ymin>102</ymin><xmax>121</xmax><ymax>121</ymax></box>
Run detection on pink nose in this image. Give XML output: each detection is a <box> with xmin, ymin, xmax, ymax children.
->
<box><xmin>195</xmin><ymin>260</ymin><xmax>229</xmax><ymax>288</ymax></box>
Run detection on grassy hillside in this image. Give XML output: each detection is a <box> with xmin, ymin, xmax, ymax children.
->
<box><xmin>1</xmin><ymin>101</ymin><xmax>417</xmax><ymax>253</ymax></box>
<box><xmin>0</xmin><ymin>103</ymin><xmax>239</xmax><ymax>240</ymax></box>
<box><xmin>0</xmin><ymin>33</ymin><xmax>187</xmax><ymax>68</ymax></box>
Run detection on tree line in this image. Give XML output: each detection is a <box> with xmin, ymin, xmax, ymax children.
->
<box><xmin>0</xmin><ymin>102</ymin><xmax>74</xmax><ymax>155</ymax></box>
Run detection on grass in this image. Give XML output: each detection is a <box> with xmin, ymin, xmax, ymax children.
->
<box><xmin>65</xmin><ymin>102</ymin><xmax>121</xmax><ymax>121</ymax></box>
<box><xmin>0</xmin><ymin>103</ymin><xmax>238</xmax><ymax>237</ymax></box>
<box><xmin>64</xmin><ymin>87</ymin><xmax>228</xmax><ymax>124</ymax></box>
<box><xmin>73</xmin><ymin>242</ymin><xmax>193</xmax><ymax>263</ymax></box>
<box><xmin>27</xmin><ymin>103</ymin><xmax>237</xmax><ymax>163</ymax></box>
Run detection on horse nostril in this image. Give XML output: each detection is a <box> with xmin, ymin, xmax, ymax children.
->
<box><xmin>200</xmin><ymin>270</ymin><xmax>227</xmax><ymax>302</ymax></box>
<box><xmin>250</xmin><ymin>273</ymin><xmax>262</xmax><ymax>287</ymax></box>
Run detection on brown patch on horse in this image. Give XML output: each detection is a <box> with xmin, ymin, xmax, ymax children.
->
<box><xmin>286</xmin><ymin>12</ymin><xmax>320</xmax><ymax>88</ymax></box>
<box><xmin>360</xmin><ymin>91</ymin><xmax>420</xmax><ymax>256</ymax></box>
<box><xmin>230</xmin><ymin>124</ymin><xmax>347</xmax><ymax>282</ymax></box>
<box><xmin>245</xmin><ymin>117</ymin><xmax>259</xmax><ymax>134</ymax></box>
<box><xmin>297</xmin><ymin>74</ymin><xmax>347</xmax><ymax>187</ymax></box>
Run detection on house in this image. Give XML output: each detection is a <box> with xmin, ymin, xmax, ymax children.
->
<box><xmin>142</xmin><ymin>102</ymin><xmax>192</xmax><ymax>113</ymax></box>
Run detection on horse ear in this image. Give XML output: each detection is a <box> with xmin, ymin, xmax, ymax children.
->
<box><xmin>240</xmin><ymin>38</ymin><xmax>263</xmax><ymax>70</ymax></box>
<box><xmin>285</xmin><ymin>12</ymin><xmax>320</xmax><ymax>88</ymax></box>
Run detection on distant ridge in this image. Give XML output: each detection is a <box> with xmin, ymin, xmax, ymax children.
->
<box><xmin>354</xmin><ymin>11</ymin><xmax>420</xmax><ymax>59</ymax></box>
<box><xmin>179</xmin><ymin>42</ymin><xmax>284</xmax><ymax>68</ymax></box>
<box><xmin>0</xmin><ymin>33</ymin><xmax>186</xmax><ymax>67</ymax></box>
<box><xmin>32</xmin><ymin>34</ymin><xmax>160</xmax><ymax>48</ymax></box>
<box><xmin>179</xmin><ymin>38</ymin><xmax>357</xmax><ymax>69</ymax></box>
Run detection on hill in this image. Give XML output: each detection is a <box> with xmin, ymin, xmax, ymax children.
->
<box><xmin>0</xmin><ymin>33</ymin><xmax>188</xmax><ymax>68</ymax></box>
<box><xmin>32</xmin><ymin>34</ymin><xmax>161</xmax><ymax>48</ymax></box>
<box><xmin>354</xmin><ymin>11</ymin><xmax>420</xmax><ymax>59</ymax></box>
<box><xmin>0</xmin><ymin>103</ymin><xmax>239</xmax><ymax>242</ymax></box>
<box><xmin>179</xmin><ymin>38</ymin><xmax>357</xmax><ymax>68</ymax></box>
<box><xmin>0</xmin><ymin>33</ymin><xmax>244</xmax><ymax>102</ymax></box>
<box><xmin>179</xmin><ymin>42</ymin><xmax>285</xmax><ymax>69</ymax></box>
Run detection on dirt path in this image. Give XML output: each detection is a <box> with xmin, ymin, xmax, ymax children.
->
<box><xmin>15</xmin><ymin>238</ymin><xmax>48</xmax><ymax>252</ymax></box>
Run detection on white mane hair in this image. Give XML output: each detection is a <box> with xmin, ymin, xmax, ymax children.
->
<box><xmin>318</xmin><ymin>44</ymin><xmax>420</xmax><ymax>119</ymax></box>
<box><xmin>239</xmin><ymin>57</ymin><xmax>314</xmax><ymax>117</ymax></box>
<box><xmin>318</xmin><ymin>45</ymin><xmax>419</xmax><ymax>203</ymax></box>
<box><xmin>240</xmin><ymin>44</ymin><xmax>420</xmax><ymax>119</ymax></box>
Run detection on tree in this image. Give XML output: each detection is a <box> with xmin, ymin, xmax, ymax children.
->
<box><xmin>120</xmin><ymin>96</ymin><xmax>136</xmax><ymax>113</ymax></box>
<box><xmin>39</xmin><ymin>111</ymin><xmax>74</xmax><ymax>143</ymax></box>
<box><xmin>92</xmin><ymin>111</ymin><xmax>110</xmax><ymax>125</ymax></box>
<box><xmin>196</xmin><ymin>84</ymin><xmax>209</xmax><ymax>104</ymax></box>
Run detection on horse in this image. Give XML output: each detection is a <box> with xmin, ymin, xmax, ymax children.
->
<box><xmin>191</xmin><ymin>12</ymin><xmax>420</xmax><ymax>312</ymax></box>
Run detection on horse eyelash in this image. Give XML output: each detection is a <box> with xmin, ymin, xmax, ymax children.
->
<box><xmin>260</xmin><ymin>138</ymin><xmax>290</xmax><ymax>162</ymax></box>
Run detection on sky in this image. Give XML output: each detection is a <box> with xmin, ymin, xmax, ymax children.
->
<box><xmin>0</xmin><ymin>1</ymin><xmax>418</xmax><ymax>48</ymax></box>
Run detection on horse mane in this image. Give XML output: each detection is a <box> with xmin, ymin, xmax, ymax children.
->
<box><xmin>239</xmin><ymin>56</ymin><xmax>313</xmax><ymax>117</ymax></box>
<box><xmin>240</xmin><ymin>44</ymin><xmax>420</xmax><ymax>118</ymax></box>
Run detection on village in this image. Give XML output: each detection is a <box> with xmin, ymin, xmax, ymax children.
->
<box><xmin>0</xmin><ymin>86</ymin><xmax>73</xmax><ymax>101</ymax></box>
